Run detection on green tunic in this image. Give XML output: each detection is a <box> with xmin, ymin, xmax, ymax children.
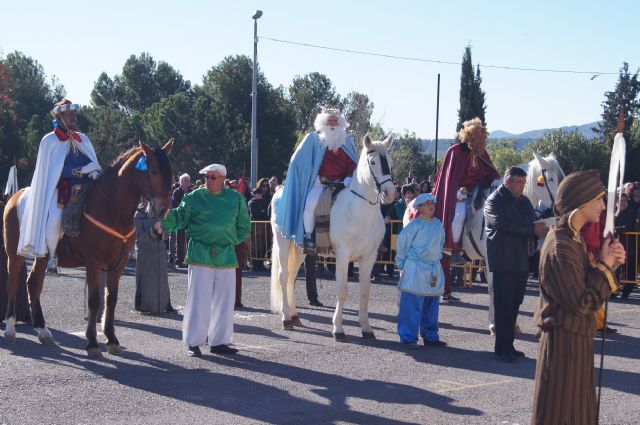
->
<box><xmin>162</xmin><ymin>187</ymin><xmax>251</xmax><ymax>268</ymax></box>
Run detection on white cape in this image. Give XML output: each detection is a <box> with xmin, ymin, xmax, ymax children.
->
<box><xmin>17</xmin><ymin>131</ymin><xmax>100</xmax><ymax>258</ymax></box>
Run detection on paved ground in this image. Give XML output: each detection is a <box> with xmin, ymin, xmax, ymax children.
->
<box><xmin>1</xmin><ymin>264</ymin><xmax>639</xmax><ymax>425</ymax></box>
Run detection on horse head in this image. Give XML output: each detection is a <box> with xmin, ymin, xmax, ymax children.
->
<box><xmin>127</xmin><ymin>139</ymin><xmax>174</xmax><ymax>219</ymax></box>
<box><xmin>361</xmin><ymin>134</ymin><xmax>397</xmax><ymax>205</ymax></box>
<box><xmin>526</xmin><ymin>153</ymin><xmax>565</xmax><ymax>215</ymax></box>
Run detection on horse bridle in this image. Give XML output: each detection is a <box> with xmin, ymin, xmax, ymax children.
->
<box><xmin>350</xmin><ymin>149</ymin><xmax>393</xmax><ymax>205</ymax></box>
<box><xmin>540</xmin><ymin>169</ymin><xmax>556</xmax><ymax>214</ymax></box>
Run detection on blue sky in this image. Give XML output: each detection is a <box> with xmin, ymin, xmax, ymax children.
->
<box><xmin>2</xmin><ymin>1</ymin><xmax>637</xmax><ymax>139</ymax></box>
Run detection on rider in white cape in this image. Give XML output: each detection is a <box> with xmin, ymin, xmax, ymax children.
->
<box><xmin>18</xmin><ymin>99</ymin><xmax>101</xmax><ymax>260</ymax></box>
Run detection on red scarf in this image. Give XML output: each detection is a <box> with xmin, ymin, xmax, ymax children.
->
<box><xmin>54</xmin><ymin>126</ymin><xmax>82</xmax><ymax>143</ymax></box>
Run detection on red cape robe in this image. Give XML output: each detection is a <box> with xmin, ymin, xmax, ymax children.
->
<box><xmin>431</xmin><ymin>143</ymin><xmax>499</xmax><ymax>250</ymax></box>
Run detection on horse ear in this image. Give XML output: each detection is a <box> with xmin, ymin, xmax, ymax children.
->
<box><xmin>363</xmin><ymin>134</ymin><xmax>373</xmax><ymax>150</ymax></box>
<box><xmin>532</xmin><ymin>152</ymin><xmax>546</xmax><ymax>168</ymax></box>
<box><xmin>162</xmin><ymin>138</ymin><xmax>174</xmax><ymax>155</ymax></box>
<box><xmin>139</xmin><ymin>141</ymin><xmax>153</xmax><ymax>157</ymax></box>
<box><xmin>382</xmin><ymin>134</ymin><xmax>395</xmax><ymax>150</ymax></box>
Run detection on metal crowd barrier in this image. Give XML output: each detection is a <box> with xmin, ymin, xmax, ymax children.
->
<box><xmin>245</xmin><ymin>221</ymin><xmax>640</xmax><ymax>288</ymax></box>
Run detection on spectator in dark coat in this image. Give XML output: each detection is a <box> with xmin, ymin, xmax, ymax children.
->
<box><xmin>170</xmin><ymin>173</ymin><xmax>191</xmax><ymax>267</ymax></box>
<box><xmin>484</xmin><ymin>167</ymin><xmax>548</xmax><ymax>362</ymax></box>
<box><xmin>248</xmin><ymin>188</ymin><xmax>270</xmax><ymax>272</ymax></box>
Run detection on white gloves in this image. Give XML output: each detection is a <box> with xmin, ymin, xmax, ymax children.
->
<box><xmin>343</xmin><ymin>176</ymin><xmax>352</xmax><ymax>187</ymax></box>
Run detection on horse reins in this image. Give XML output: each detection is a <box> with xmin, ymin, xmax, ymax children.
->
<box><xmin>84</xmin><ymin>159</ymin><xmax>157</xmax><ymax>245</ymax></box>
<box><xmin>350</xmin><ymin>149</ymin><xmax>393</xmax><ymax>205</ymax></box>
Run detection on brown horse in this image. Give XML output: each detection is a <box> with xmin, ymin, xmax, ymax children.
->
<box><xmin>2</xmin><ymin>140</ymin><xmax>173</xmax><ymax>358</ymax></box>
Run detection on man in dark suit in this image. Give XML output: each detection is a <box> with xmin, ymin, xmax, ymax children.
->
<box><xmin>171</xmin><ymin>173</ymin><xmax>191</xmax><ymax>267</ymax></box>
<box><xmin>485</xmin><ymin>167</ymin><xmax>548</xmax><ymax>362</ymax></box>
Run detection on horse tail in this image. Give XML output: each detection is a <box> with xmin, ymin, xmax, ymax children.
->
<box><xmin>270</xmin><ymin>224</ymin><xmax>283</xmax><ymax>314</ymax></box>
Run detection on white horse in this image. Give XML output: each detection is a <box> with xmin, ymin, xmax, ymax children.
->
<box><xmin>270</xmin><ymin>135</ymin><xmax>396</xmax><ymax>341</ymax></box>
<box><xmin>461</xmin><ymin>153</ymin><xmax>564</xmax><ymax>333</ymax></box>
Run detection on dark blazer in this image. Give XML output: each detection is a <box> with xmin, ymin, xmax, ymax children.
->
<box><xmin>484</xmin><ymin>184</ymin><xmax>536</xmax><ymax>272</ymax></box>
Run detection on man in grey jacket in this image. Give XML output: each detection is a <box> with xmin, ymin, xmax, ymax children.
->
<box><xmin>485</xmin><ymin>167</ymin><xmax>548</xmax><ymax>362</ymax></box>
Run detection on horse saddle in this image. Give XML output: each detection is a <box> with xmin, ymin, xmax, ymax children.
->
<box><xmin>62</xmin><ymin>182</ymin><xmax>90</xmax><ymax>237</ymax></box>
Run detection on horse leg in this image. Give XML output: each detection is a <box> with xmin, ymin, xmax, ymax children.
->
<box><xmin>332</xmin><ymin>250</ymin><xmax>349</xmax><ymax>342</ymax></box>
<box><xmin>103</xmin><ymin>267</ymin><xmax>124</xmax><ymax>355</ymax></box>
<box><xmin>287</xmin><ymin>247</ymin><xmax>305</xmax><ymax>327</ymax></box>
<box><xmin>84</xmin><ymin>264</ymin><xmax>103</xmax><ymax>358</ymax></box>
<box><xmin>277</xmin><ymin>242</ymin><xmax>294</xmax><ymax>330</ymax></box>
<box><xmin>27</xmin><ymin>257</ymin><xmax>56</xmax><ymax>346</ymax></box>
<box><xmin>357</xmin><ymin>252</ymin><xmax>377</xmax><ymax>339</ymax></box>
<box><xmin>4</xmin><ymin>254</ymin><xmax>25</xmax><ymax>344</ymax></box>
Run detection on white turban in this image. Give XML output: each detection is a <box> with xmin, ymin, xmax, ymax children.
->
<box><xmin>199</xmin><ymin>164</ymin><xmax>227</xmax><ymax>175</ymax></box>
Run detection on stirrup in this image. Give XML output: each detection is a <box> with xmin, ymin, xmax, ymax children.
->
<box><xmin>303</xmin><ymin>236</ymin><xmax>317</xmax><ymax>255</ymax></box>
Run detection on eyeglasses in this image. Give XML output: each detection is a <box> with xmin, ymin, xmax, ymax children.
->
<box><xmin>205</xmin><ymin>175</ymin><xmax>224</xmax><ymax>181</ymax></box>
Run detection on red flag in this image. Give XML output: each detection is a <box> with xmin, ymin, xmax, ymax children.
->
<box><xmin>237</xmin><ymin>170</ymin><xmax>246</xmax><ymax>194</ymax></box>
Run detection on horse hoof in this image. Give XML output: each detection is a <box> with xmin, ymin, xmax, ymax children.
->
<box><xmin>106</xmin><ymin>343</ymin><xmax>124</xmax><ymax>355</ymax></box>
<box><xmin>333</xmin><ymin>332</ymin><xmax>348</xmax><ymax>342</ymax></box>
<box><xmin>362</xmin><ymin>331</ymin><xmax>376</xmax><ymax>339</ymax></box>
<box><xmin>282</xmin><ymin>320</ymin><xmax>295</xmax><ymax>331</ymax></box>
<box><xmin>38</xmin><ymin>335</ymin><xmax>57</xmax><ymax>346</ymax></box>
<box><xmin>291</xmin><ymin>315</ymin><xmax>303</xmax><ymax>327</ymax></box>
<box><xmin>5</xmin><ymin>332</ymin><xmax>16</xmax><ymax>344</ymax></box>
<box><xmin>514</xmin><ymin>324</ymin><xmax>522</xmax><ymax>335</ymax></box>
<box><xmin>87</xmin><ymin>347</ymin><xmax>103</xmax><ymax>359</ymax></box>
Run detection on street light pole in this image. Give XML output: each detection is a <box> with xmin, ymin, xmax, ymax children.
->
<box><xmin>250</xmin><ymin>10</ymin><xmax>263</xmax><ymax>189</ymax></box>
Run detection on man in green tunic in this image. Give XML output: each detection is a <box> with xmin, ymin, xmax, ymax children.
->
<box><xmin>156</xmin><ymin>163</ymin><xmax>251</xmax><ymax>357</ymax></box>
<box><xmin>531</xmin><ymin>170</ymin><xmax>625</xmax><ymax>425</ymax></box>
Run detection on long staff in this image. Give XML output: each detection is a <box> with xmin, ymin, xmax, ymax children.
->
<box><xmin>597</xmin><ymin>110</ymin><xmax>626</xmax><ymax>424</ymax></box>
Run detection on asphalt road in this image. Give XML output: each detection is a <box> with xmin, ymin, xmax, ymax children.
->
<box><xmin>1</xmin><ymin>264</ymin><xmax>638</xmax><ymax>425</ymax></box>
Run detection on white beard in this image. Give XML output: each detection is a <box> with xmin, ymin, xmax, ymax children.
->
<box><xmin>318</xmin><ymin>126</ymin><xmax>347</xmax><ymax>151</ymax></box>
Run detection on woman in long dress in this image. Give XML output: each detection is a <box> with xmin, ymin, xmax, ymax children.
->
<box><xmin>134</xmin><ymin>201</ymin><xmax>175</xmax><ymax>314</ymax></box>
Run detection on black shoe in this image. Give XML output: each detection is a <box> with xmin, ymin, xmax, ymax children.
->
<box><xmin>510</xmin><ymin>348</ymin><xmax>525</xmax><ymax>358</ymax></box>
<box><xmin>440</xmin><ymin>294</ymin><xmax>460</xmax><ymax>302</ymax></box>
<box><xmin>424</xmin><ymin>340</ymin><xmax>447</xmax><ymax>347</ymax></box>
<box><xmin>176</xmin><ymin>262</ymin><xmax>187</xmax><ymax>269</ymax></box>
<box><xmin>234</xmin><ymin>303</ymin><xmax>244</xmax><ymax>311</ymax></box>
<box><xmin>309</xmin><ymin>300</ymin><xmax>324</xmax><ymax>307</ymax></box>
<box><xmin>188</xmin><ymin>346</ymin><xmax>202</xmax><ymax>357</ymax></box>
<box><xmin>165</xmin><ymin>305</ymin><xmax>178</xmax><ymax>314</ymax></box>
<box><xmin>495</xmin><ymin>352</ymin><xmax>520</xmax><ymax>363</ymax></box>
<box><xmin>210</xmin><ymin>344</ymin><xmax>238</xmax><ymax>355</ymax></box>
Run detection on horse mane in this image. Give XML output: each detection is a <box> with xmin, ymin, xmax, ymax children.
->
<box><xmin>101</xmin><ymin>145</ymin><xmax>172</xmax><ymax>187</ymax></box>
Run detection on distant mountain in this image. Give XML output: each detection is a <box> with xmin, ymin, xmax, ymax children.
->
<box><xmin>489</xmin><ymin>122</ymin><xmax>601</xmax><ymax>140</ymax></box>
<box><xmin>420</xmin><ymin>122</ymin><xmax>602</xmax><ymax>159</ymax></box>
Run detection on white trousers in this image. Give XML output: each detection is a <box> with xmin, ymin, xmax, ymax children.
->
<box><xmin>451</xmin><ymin>200</ymin><xmax>466</xmax><ymax>244</ymax></box>
<box><xmin>46</xmin><ymin>190</ymin><xmax>63</xmax><ymax>257</ymax></box>
<box><xmin>303</xmin><ymin>176</ymin><xmax>323</xmax><ymax>234</ymax></box>
<box><xmin>183</xmin><ymin>265</ymin><xmax>235</xmax><ymax>347</ymax></box>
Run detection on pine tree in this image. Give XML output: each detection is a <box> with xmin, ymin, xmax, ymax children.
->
<box><xmin>595</xmin><ymin>62</ymin><xmax>640</xmax><ymax>181</ymax></box>
<box><xmin>456</xmin><ymin>46</ymin><xmax>487</xmax><ymax>133</ymax></box>
<box><xmin>595</xmin><ymin>62</ymin><xmax>640</xmax><ymax>144</ymax></box>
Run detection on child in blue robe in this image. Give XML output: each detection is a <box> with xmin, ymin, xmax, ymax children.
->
<box><xmin>396</xmin><ymin>193</ymin><xmax>447</xmax><ymax>348</ymax></box>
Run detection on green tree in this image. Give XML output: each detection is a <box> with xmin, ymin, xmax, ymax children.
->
<box><xmin>486</xmin><ymin>140</ymin><xmax>525</xmax><ymax>176</ymax></box>
<box><xmin>594</xmin><ymin>62</ymin><xmax>640</xmax><ymax>181</ymax></box>
<box><xmin>389</xmin><ymin>132</ymin><xmax>434</xmax><ymax>184</ymax></box>
<box><xmin>80</xmin><ymin>106</ymin><xmax>144</xmax><ymax>164</ymax></box>
<box><xmin>91</xmin><ymin>53</ymin><xmax>191</xmax><ymax>114</ymax></box>
<box><xmin>0</xmin><ymin>51</ymin><xmax>65</xmax><ymax>180</ymax></box>
<box><xmin>196</xmin><ymin>55</ymin><xmax>297</xmax><ymax>180</ymax></box>
<box><xmin>456</xmin><ymin>46</ymin><xmax>487</xmax><ymax>132</ymax></box>
<box><xmin>288</xmin><ymin>72</ymin><xmax>340</xmax><ymax>132</ymax></box>
<box><xmin>341</xmin><ymin>91</ymin><xmax>374</xmax><ymax>147</ymax></box>
<box><xmin>523</xmin><ymin>129</ymin><xmax>610</xmax><ymax>180</ymax></box>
